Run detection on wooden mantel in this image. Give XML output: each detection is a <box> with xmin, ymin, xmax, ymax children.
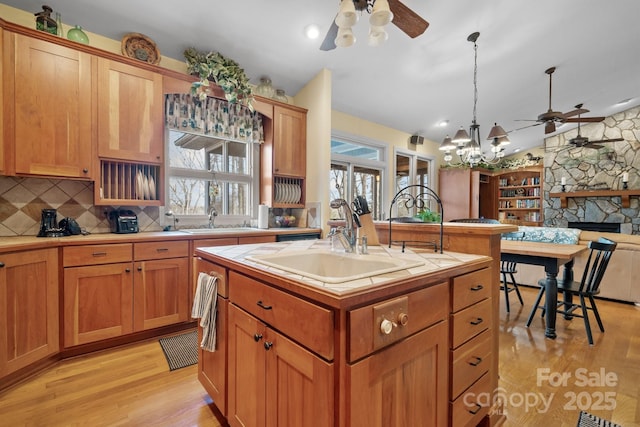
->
<box><xmin>549</xmin><ymin>189</ymin><xmax>640</xmax><ymax>208</ymax></box>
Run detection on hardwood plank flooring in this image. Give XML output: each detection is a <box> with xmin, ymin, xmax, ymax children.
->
<box><xmin>499</xmin><ymin>285</ymin><xmax>640</xmax><ymax>427</ymax></box>
<box><xmin>1</xmin><ymin>286</ymin><xmax>639</xmax><ymax>426</ymax></box>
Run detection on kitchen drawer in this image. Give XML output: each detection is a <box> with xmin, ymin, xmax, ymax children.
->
<box><xmin>450</xmin><ymin>372</ymin><xmax>490</xmax><ymax>427</ymax></box>
<box><xmin>63</xmin><ymin>243</ymin><xmax>132</xmax><ymax>267</ymax></box>
<box><xmin>451</xmin><ymin>298</ymin><xmax>492</xmax><ymax>349</ymax></box>
<box><xmin>196</xmin><ymin>257</ymin><xmax>228</xmax><ymax>298</ymax></box>
<box><xmin>451</xmin><ymin>267</ymin><xmax>491</xmax><ymax>312</ymax></box>
<box><xmin>348</xmin><ymin>281</ymin><xmax>448</xmax><ymax>362</ymax></box>
<box><xmin>229</xmin><ymin>271</ymin><xmax>334</xmax><ymax>360</ymax></box>
<box><xmin>134</xmin><ymin>241</ymin><xmax>189</xmax><ymax>260</ymax></box>
<box><xmin>450</xmin><ymin>328</ymin><xmax>492</xmax><ymax>400</ymax></box>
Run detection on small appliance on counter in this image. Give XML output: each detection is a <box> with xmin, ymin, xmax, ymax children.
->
<box><xmin>37</xmin><ymin>208</ymin><xmax>65</xmax><ymax>237</ymax></box>
<box><xmin>108</xmin><ymin>209</ymin><xmax>139</xmax><ymax>234</ymax></box>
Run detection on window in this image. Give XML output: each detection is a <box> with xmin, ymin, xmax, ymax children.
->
<box><xmin>393</xmin><ymin>150</ymin><xmax>434</xmax><ymax>218</ymax></box>
<box><xmin>167</xmin><ymin>129</ymin><xmax>258</xmax><ymax>226</ymax></box>
<box><xmin>330</xmin><ymin>134</ymin><xmax>386</xmax><ymax>220</ymax></box>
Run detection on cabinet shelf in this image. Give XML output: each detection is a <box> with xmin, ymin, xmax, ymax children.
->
<box><xmin>98</xmin><ymin>160</ymin><xmax>161</xmax><ymax>205</ymax></box>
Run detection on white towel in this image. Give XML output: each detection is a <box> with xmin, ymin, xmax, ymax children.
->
<box><xmin>192</xmin><ymin>272</ymin><xmax>218</xmax><ymax>352</ymax></box>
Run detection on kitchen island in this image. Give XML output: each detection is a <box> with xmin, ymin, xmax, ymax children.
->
<box><xmin>195</xmin><ymin>238</ymin><xmax>496</xmax><ymax>427</ymax></box>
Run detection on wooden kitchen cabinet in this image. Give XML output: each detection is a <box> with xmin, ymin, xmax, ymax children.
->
<box><xmin>4</xmin><ymin>32</ymin><xmax>93</xmax><ymax>179</ymax></box>
<box><xmin>0</xmin><ymin>28</ymin><xmax>4</xmax><ymax>175</ymax></box>
<box><xmin>97</xmin><ymin>58</ymin><xmax>164</xmax><ymax>164</ymax></box>
<box><xmin>0</xmin><ymin>248</ymin><xmax>58</xmax><ymax>377</ymax></box>
<box><xmin>63</xmin><ymin>241</ymin><xmax>189</xmax><ymax>347</ymax></box>
<box><xmin>439</xmin><ymin>168</ymin><xmax>495</xmax><ymax>221</ymax></box>
<box><xmin>272</xmin><ymin>105</ymin><xmax>306</xmax><ymax>177</ymax></box>
<box><xmin>255</xmin><ymin>97</ymin><xmax>307</xmax><ymax>207</ymax></box>
<box><xmin>227</xmin><ymin>303</ymin><xmax>333</xmax><ymax>427</ymax></box>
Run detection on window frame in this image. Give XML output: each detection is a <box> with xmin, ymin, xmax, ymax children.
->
<box><xmin>392</xmin><ymin>148</ymin><xmax>436</xmax><ymax>218</ymax></box>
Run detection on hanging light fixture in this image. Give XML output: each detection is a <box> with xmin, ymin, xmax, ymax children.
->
<box><xmin>439</xmin><ymin>32</ymin><xmax>510</xmax><ymax>167</ymax></box>
<box><xmin>334</xmin><ymin>0</ymin><xmax>394</xmax><ymax>48</ymax></box>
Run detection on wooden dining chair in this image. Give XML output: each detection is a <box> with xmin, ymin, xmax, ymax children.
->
<box><xmin>500</xmin><ymin>231</ymin><xmax>526</xmax><ymax>313</ymax></box>
<box><xmin>525</xmin><ymin>237</ymin><xmax>617</xmax><ymax>345</ymax></box>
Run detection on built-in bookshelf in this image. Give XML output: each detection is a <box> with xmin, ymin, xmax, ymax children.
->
<box><xmin>496</xmin><ymin>167</ymin><xmax>543</xmax><ymax>225</ymax></box>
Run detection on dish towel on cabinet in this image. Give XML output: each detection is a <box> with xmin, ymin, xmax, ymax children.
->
<box><xmin>192</xmin><ymin>272</ymin><xmax>218</xmax><ymax>352</ymax></box>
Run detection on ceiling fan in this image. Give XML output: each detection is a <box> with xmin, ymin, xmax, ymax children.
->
<box><xmin>564</xmin><ymin>105</ymin><xmax>624</xmax><ymax>149</ymax></box>
<box><xmin>320</xmin><ymin>0</ymin><xmax>429</xmax><ymax>51</ymax></box>
<box><xmin>515</xmin><ymin>67</ymin><xmax>606</xmax><ymax>134</ymax></box>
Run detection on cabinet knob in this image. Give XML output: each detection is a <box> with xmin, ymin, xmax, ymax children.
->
<box><xmin>83</xmin><ymin>168</ymin><xmax>89</xmax><ymax>173</ymax></box>
<box><xmin>380</xmin><ymin>319</ymin><xmax>394</xmax><ymax>335</ymax></box>
<box><xmin>264</xmin><ymin>341</ymin><xmax>273</xmax><ymax>350</ymax></box>
<box><xmin>137</xmin><ymin>266</ymin><xmax>143</xmax><ymax>271</ymax></box>
<box><xmin>397</xmin><ymin>313</ymin><xmax>409</xmax><ymax>326</ymax></box>
<box><xmin>254</xmin><ymin>333</ymin><xmax>263</xmax><ymax>342</ymax></box>
<box><xmin>0</xmin><ymin>262</ymin><xmax>4</xmax><ymax>268</ymax></box>
<box><xmin>125</xmin><ymin>268</ymin><xmax>131</xmax><ymax>273</ymax></box>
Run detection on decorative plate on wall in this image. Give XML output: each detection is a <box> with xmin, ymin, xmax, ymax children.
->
<box><xmin>121</xmin><ymin>32</ymin><xmax>161</xmax><ymax>65</ymax></box>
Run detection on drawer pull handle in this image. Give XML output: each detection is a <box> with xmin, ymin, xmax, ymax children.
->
<box><xmin>470</xmin><ymin>284</ymin><xmax>484</xmax><ymax>291</ymax></box>
<box><xmin>125</xmin><ymin>268</ymin><xmax>131</xmax><ymax>273</ymax></box>
<box><xmin>254</xmin><ymin>333</ymin><xmax>263</xmax><ymax>342</ymax></box>
<box><xmin>264</xmin><ymin>341</ymin><xmax>273</xmax><ymax>350</ymax></box>
<box><xmin>257</xmin><ymin>301</ymin><xmax>273</xmax><ymax>310</ymax></box>
<box><xmin>468</xmin><ymin>403</ymin><xmax>482</xmax><ymax>415</ymax></box>
<box><xmin>137</xmin><ymin>266</ymin><xmax>143</xmax><ymax>271</ymax></box>
<box><xmin>470</xmin><ymin>317</ymin><xmax>483</xmax><ymax>326</ymax></box>
<box><xmin>92</xmin><ymin>252</ymin><xmax>107</xmax><ymax>257</ymax></box>
<box><xmin>469</xmin><ymin>356</ymin><xmax>483</xmax><ymax>366</ymax></box>
<box><xmin>156</xmin><ymin>248</ymin><xmax>169</xmax><ymax>252</ymax></box>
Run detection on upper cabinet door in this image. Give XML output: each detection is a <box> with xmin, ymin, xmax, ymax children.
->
<box><xmin>273</xmin><ymin>105</ymin><xmax>306</xmax><ymax>177</ymax></box>
<box><xmin>10</xmin><ymin>33</ymin><xmax>93</xmax><ymax>178</ymax></box>
<box><xmin>97</xmin><ymin>58</ymin><xmax>163</xmax><ymax>164</ymax></box>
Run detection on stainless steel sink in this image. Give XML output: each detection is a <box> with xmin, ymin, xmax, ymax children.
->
<box><xmin>246</xmin><ymin>250</ymin><xmax>424</xmax><ymax>284</ymax></box>
<box><xmin>179</xmin><ymin>228</ymin><xmax>259</xmax><ymax>234</ymax></box>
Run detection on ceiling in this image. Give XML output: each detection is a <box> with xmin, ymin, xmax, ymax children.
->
<box><xmin>6</xmin><ymin>0</ymin><xmax>640</xmax><ymax>157</ymax></box>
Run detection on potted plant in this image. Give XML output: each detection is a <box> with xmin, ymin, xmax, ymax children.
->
<box><xmin>184</xmin><ymin>47</ymin><xmax>253</xmax><ymax>109</ymax></box>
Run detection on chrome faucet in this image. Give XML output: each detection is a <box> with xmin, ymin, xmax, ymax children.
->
<box><xmin>208</xmin><ymin>207</ymin><xmax>218</xmax><ymax>228</ymax></box>
<box><xmin>329</xmin><ymin>198</ymin><xmax>358</xmax><ymax>252</ymax></box>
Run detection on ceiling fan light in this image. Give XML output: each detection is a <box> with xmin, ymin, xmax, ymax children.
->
<box><xmin>369</xmin><ymin>0</ymin><xmax>393</xmax><ymax>27</ymax></box>
<box><xmin>452</xmin><ymin>127</ymin><xmax>471</xmax><ymax>143</ymax></box>
<box><xmin>486</xmin><ymin>123</ymin><xmax>508</xmax><ymax>140</ymax></box>
<box><xmin>335</xmin><ymin>27</ymin><xmax>356</xmax><ymax>48</ymax></box>
<box><xmin>368</xmin><ymin>25</ymin><xmax>388</xmax><ymax>46</ymax></box>
<box><xmin>335</xmin><ymin>0</ymin><xmax>358</xmax><ymax>28</ymax></box>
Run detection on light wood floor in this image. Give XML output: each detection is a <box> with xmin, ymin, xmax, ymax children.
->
<box><xmin>1</xmin><ymin>286</ymin><xmax>639</xmax><ymax>426</ymax></box>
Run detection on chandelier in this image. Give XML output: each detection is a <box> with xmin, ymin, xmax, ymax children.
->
<box><xmin>334</xmin><ymin>0</ymin><xmax>393</xmax><ymax>47</ymax></box>
<box><xmin>439</xmin><ymin>32</ymin><xmax>510</xmax><ymax>167</ymax></box>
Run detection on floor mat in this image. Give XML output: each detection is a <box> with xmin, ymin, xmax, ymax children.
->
<box><xmin>159</xmin><ymin>331</ymin><xmax>198</xmax><ymax>371</ymax></box>
<box><xmin>577</xmin><ymin>411</ymin><xmax>622</xmax><ymax>427</ymax></box>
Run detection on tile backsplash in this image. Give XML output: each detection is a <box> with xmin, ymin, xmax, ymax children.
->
<box><xmin>0</xmin><ymin>176</ymin><xmax>162</xmax><ymax>237</ymax></box>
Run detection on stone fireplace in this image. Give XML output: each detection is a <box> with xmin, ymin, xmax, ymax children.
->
<box><xmin>543</xmin><ymin>105</ymin><xmax>640</xmax><ymax>234</ymax></box>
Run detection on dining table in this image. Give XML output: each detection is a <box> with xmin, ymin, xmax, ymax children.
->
<box><xmin>500</xmin><ymin>240</ymin><xmax>588</xmax><ymax>339</ymax></box>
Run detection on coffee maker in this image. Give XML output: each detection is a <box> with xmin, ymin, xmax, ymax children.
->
<box><xmin>37</xmin><ymin>208</ymin><xmax>65</xmax><ymax>237</ymax></box>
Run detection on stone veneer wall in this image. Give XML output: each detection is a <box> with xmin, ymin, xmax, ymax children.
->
<box><xmin>543</xmin><ymin>105</ymin><xmax>640</xmax><ymax>234</ymax></box>
<box><xmin>0</xmin><ymin>176</ymin><xmax>162</xmax><ymax>237</ymax></box>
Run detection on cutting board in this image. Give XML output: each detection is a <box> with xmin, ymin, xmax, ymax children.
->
<box><xmin>358</xmin><ymin>214</ymin><xmax>379</xmax><ymax>246</ymax></box>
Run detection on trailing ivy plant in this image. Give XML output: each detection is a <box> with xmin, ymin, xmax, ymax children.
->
<box><xmin>184</xmin><ymin>47</ymin><xmax>253</xmax><ymax>110</ymax></box>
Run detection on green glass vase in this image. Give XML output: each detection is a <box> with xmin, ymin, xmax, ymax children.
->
<box><xmin>67</xmin><ymin>26</ymin><xmax>89</xmax><ymax>44</ymax></box>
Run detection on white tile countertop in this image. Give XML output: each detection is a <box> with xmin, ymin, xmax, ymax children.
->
<box><xmin>195</xmin><ymin>239</ymin><xmax>489</xmax><ymax>295</ymax></box>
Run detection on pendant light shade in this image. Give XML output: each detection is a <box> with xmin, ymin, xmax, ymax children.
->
<box><xmin>368</xmin><ymin>25</ymin><xmax>388</xmax><ymax>46</ymax></box>
<box><xmin>370</xmin><ymin>0</ymin><xmax>393</xmax><ymax>27</ymax></box>
<box><xmin>439</xmin><ymin>136</ymin><xmax>456</xmax><ymax>151</ymax></box>
<box><xmin>335</xmin><ymin>27</ymin><xmax>356</xmax><ymax>48</ymax></box>
<box><xmin>452</xmin><ymin>127</ymin><xmax>471</xmax><ymax>144</ymax></box>
<box><xmin>486</xmin><ymin>123</ymin><xmax>508</xmax><ymax>140</ymax></box>
<box><xmin>335</xmin><ymin>0</ymin><xmax>358</xmax><ymax>28</ymax></box>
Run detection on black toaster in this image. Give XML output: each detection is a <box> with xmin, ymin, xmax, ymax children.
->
<box><xmin>108</xmin><ymin>209</ymin><xmax>139</xmax><ymax>234</ymax></box>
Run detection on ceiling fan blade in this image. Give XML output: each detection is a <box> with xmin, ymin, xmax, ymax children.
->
<box><xmin>562</xmin><ymin>108</ymin><xmax>589</xmax><ymax>118</ymax></box>
<box><xmin>564</xmin><ymin>116</ymin><xmax>605</xmax><ymax>123</ymax></box>
<box><xmin>319</xmin><ymin>19</ymin><xmax>339</xmax><ymax>51</ymax></box>
<box><xmin>388</xmin><ymin>0</ymin><xmax>429</xmax><ymax>38</ymax></box>
<box><xmin>510</xmin><ymin>122</ymin><xmax>542</xmax><ymax>132</ymax></box>
<box><xmin>545</xmin><ymin>121</ymin><xmax>556</xmax><ymax>134</ymax></box>
<box><xmin>588</xmin><ymin>138</ymin><xmax>624</xmax><ymax>144</ymax></box>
